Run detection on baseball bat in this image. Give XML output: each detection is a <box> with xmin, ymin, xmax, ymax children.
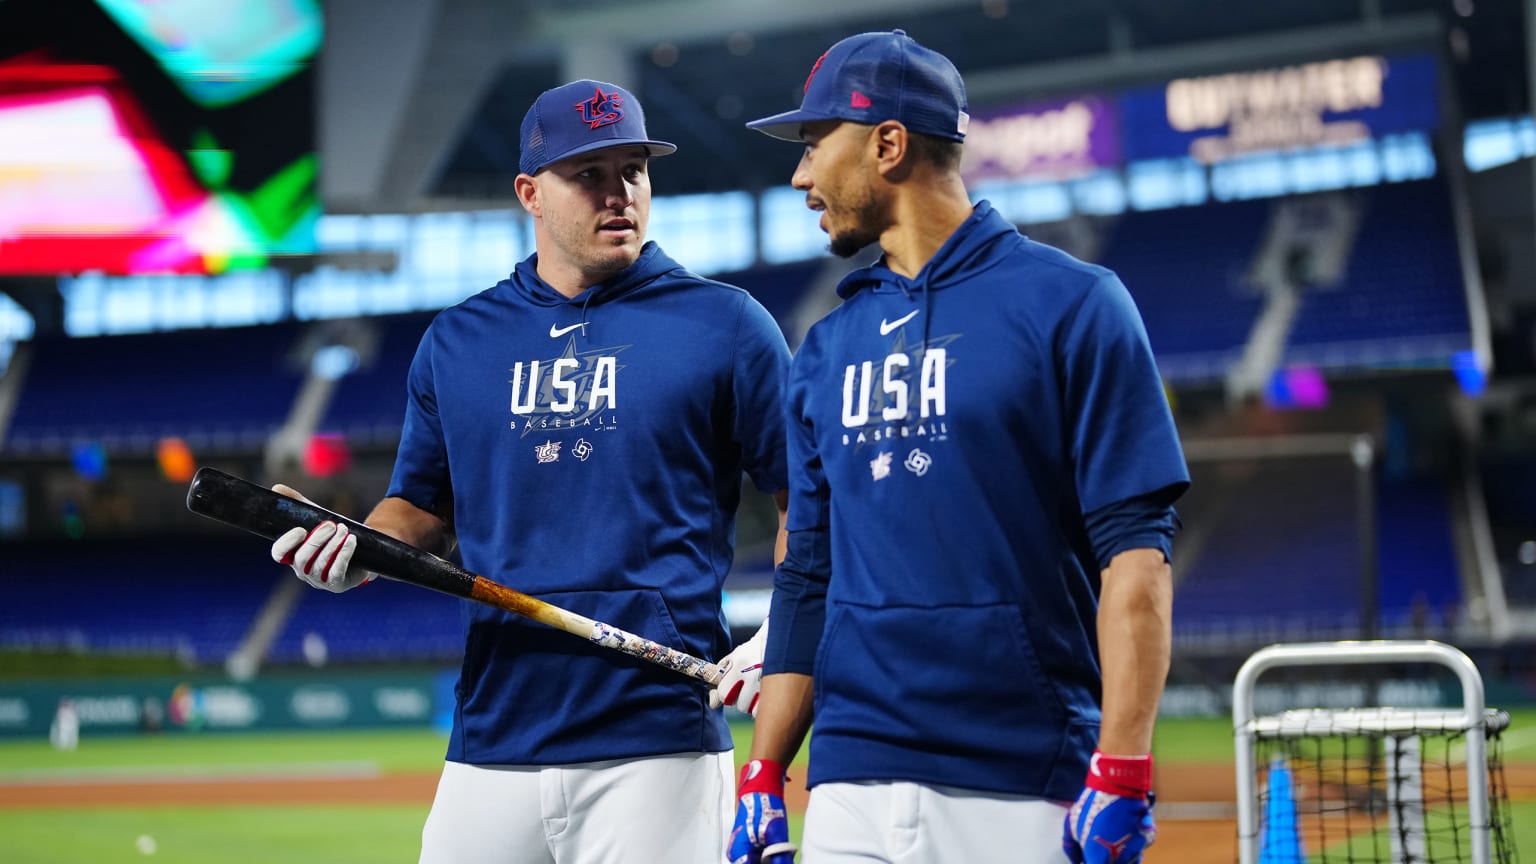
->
<box><xmin>185</xmin><ymin>466</ymin><xmax>724</xmax><ymax>685</ymax></box>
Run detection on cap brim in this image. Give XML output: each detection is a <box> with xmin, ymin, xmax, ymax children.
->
<box><xmin>745</xmin><ymin>108</ymin><xmax>845</xmax><ymax>142</ymax></box>
<box><xmin>533</xmin><ymin>138</ymin><xmax>678</xmax><ymax>174</ymax></box>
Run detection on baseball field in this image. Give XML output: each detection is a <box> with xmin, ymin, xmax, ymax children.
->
<box><xmin>0</xmin><ymin>712</ymin><xmax>1532</xmax><ymax>863</ymax></box>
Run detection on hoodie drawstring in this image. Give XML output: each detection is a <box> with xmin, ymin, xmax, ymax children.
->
<box><xmin>919</xmin><ymin>269</ymin><xmax>935</xmax><ymax>360</ymax></box>
<box><xmin>579</xmin><ymin>288</ymin><xmax>595</xmax><ymax>340</ymax></box>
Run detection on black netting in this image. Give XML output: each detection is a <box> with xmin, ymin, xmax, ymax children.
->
<box><xmin>1252</xmin><ymin>710</ymin><xmax>1515</xmax><ymax>864</ymax></box>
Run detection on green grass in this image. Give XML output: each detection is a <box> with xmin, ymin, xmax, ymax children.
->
<box><xmin>1503</xmin><ymin>803</ymin><xmax>1536</xmax><ymax>864</ymax></box>
<box><xmin>1</xmin><ymin>806</ymin><xmax>429</xmax><ymax>864</ymax></box>
<box><xmin>0</xmin><ymin>729</ymin><xmax>448</xmax><ymax>775</ymax></box>
<box><xmin>0</xmin><ymin>730</ymin><xmax>445</xmax><ymax>864</ymax></box>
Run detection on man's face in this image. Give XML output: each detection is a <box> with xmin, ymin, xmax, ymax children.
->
<box><xmin>792</xmin><ymin>120</ymin><xmax>883</xmax><ymax>258</ymax></box>
<box><xmin>527</xmin><ymin>145</ymin><xmax>652</xmax><ymax>277</ymax></box>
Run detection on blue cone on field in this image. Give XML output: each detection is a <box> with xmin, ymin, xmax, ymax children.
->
<box><xmin>1259</xmin><ymin>756</ymin><xmax>1304</xmax><ymax>864</ymax></box>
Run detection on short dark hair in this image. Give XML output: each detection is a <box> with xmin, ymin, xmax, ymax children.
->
<box><xmin>907</xmin><ymin>131</ymin><xmax>964</xmax><ymax>171</ymax></box>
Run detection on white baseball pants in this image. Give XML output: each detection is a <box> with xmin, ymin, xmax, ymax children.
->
<box><xmin>418</xmin><ymin>751</ymin><xmax>733</xmax><ymax>864</ymax></box>
<box><xmin>801</xmin><ymin>780</ymin><xmax>1073</xmax><ymax>864</ymax></box>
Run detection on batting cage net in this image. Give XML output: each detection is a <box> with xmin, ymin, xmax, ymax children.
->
<box><xmin>1234</xmin><ymin>641</ymin><xmax>1517</xmax><ymax>864</ymax></box>
<box><xmin>1249</xmin><ymin>707</ymin><xmax>1515</xmax><ymax>864</ymax></box>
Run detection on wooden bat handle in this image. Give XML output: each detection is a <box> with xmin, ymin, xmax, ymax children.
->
<box><xmin>468</xmin><ymin>580</ymin><xmax>724</xmax><ymax>684</ymax></box>
<box><xmin>186</xmin><ymin>467</ymin><xmax>723</xmax><ymax>685</ymax></box>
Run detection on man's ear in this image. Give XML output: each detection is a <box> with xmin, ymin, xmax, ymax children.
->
<box><xmin>514</xmin><ymin>173</ymin><xmax>540</xmax><ymax>217</ymax></box>
<box><xmin>871</xmin><ymin>121</ymin><xmax>910</xmax><ymax>177</ymax></box>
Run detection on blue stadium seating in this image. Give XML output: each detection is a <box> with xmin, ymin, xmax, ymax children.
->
<box><xmin>1171</xmin><ymin>464</ymin><xmax>1461</xmax><ymax>645</ymax></box>
<box><xmin>5</xmin><ymin>322</ymin><xmax>307</xmax><ymax>454</ymax></box>
<box><xmin>1284</xmin><ymin>178</ymin><xmax>1471</xmax><ymax>368</ymax></box>
<box><xmin>0</xmin><ymin>536</ymin><xmax>465</xmax><ymax>666</ymax></box>
<box><xmin>318</xmin><ymin>311</ymin><xmax>435</xmax><ymax>441</ymax></box>
<box><xmin>1097</xmin><ymin>198</ymin><xmax>1271</xmax><ymax>381</ymax></box>
<box><xmin>0</xmin><ymin>538</ymin><xmax>278</xmax><ymax>663</ymax></box>
<box><xmin>269</xmin><ymin>577</ymin><xmax>465</xmax><ymax>664</ymax></box>
<box><xmin>2</xmin><ymin>466</ymin><xmax>1462</xmax><ymax>665</ymax></box>
<box><xmin>1093</xmin><ymin>177</ymin><xmax>1470</xmax><ymax>381</ymax></box>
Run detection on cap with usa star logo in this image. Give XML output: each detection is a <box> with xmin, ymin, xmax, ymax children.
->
<box><xmin>746</xmin><ymin>30</ymin><xmax>969</xmax><ymax>143</ymax></box>
<box><xmin>519</xmin><ymin>79</ymin><xmax>677</xmax><ymax>175</ymax></box>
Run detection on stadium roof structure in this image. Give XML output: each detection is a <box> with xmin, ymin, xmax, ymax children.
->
<box><xmin>319</xmin><ymin>0</ymin><xmax>1528</xmax><ymax>209</ymax></box>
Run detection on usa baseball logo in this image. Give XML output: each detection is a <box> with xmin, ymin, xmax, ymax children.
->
<box><xmin>508</xmin><ymin>343</ymin><xmax>626</xmax><ymax>437</ymax></box>
<box><xmin>803</xmin><ymin>51</ymin><xmax>828</xmax><ymax>93</ymax></box>
<box><xmin>575</xmin><ymin>86</ymin><xmax>624</xmax><ymax>129</ymax></box>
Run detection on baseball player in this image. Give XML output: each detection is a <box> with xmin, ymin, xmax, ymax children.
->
<box><xmin>730</xmin><ymin>31</ymin><xmax>1190</xmax><ymax>864</ymax></box>
<box><xmin>270</xmin><ymin>79</ymin><xmax>789</xmax><ymax>863</ymax></box>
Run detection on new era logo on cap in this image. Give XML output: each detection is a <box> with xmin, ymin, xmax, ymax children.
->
<box><xmin>746</xmin><ymin>30</ymin><xmax>969</xmax><ymax>143</ymax></box>
<box><xmin>519</xmin><ymin>79</ymin><xmax>677</xmax><ymax>176</ymax></box>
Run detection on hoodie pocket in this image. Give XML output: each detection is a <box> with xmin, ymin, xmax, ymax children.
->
<box><xmin>814</xmin><ymin>601</ymin><xmax>1070</xmax><ymax>761</ymax></box>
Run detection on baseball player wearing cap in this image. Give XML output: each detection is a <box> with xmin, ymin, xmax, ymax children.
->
<box><xmin>269</xmin><ymin>80</ymin><xmax>790</xmax><ymax>863</ymax></box>
<box><xmin>729</xmin><ymin>31</ymin><xmax>1189</xmax><ymax>864</ymax></box>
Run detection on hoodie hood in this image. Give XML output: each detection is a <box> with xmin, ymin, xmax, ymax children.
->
<box><xmin>833</xmin><ymin>200</ymin><xmax>1015</xmax><ymax>301</ymax></box>
<box><xmin>502</xmin><ymin>242</ymin><xmax>686</xmax><ymax>339</ymax></box>
<box><xmin>833</xmin><ymin>200</ymin><xmax>1016</xmax><ymax>350</ymax></box>
<box><xmin>509</xmin><ymin>241</ymin><xmax>684</xmax><ymax>308</ymax></box>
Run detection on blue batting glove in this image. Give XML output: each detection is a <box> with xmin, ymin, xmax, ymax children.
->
<box><xmin>1063</xmin><ymin>751</ymin><xmax>1157</xmax><ymax>864</ymax></box>
<box><xmin>728</xmin><ymin>758</ymin><xmax>796</xmax><ymax>864</ymax></box>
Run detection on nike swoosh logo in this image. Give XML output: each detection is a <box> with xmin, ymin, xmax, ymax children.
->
<box><xmin>549</xmin><ymin>322</ymin><xmax>587</xmax><ymax>338</ymax></box>
<box><xmin>879</xmin><ymin>310</ymin><xmax>919</xmax><ymax>336</ymax></box>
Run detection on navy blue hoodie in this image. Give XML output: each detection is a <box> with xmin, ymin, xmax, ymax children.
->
<box><xmin>389</xmin><ymin>242</ymin><xmax>790</xmax><ymax>764</ymax></box>
<box><xmin>766</xmin><ymin>202</ymin><xmax>1188</xmax><ymax>799</ymax></box>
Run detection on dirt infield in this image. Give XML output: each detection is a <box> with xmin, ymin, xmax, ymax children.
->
<box><xmin>2</xmin><ymin>760</ymin><xmax>1528</xmax><ymax>864</ymax></box>
<box><xmin>0</xmin><ymin>762</ymin><xmax>1243</xmax><ymax>863</ymax></box>
<box><xmin>0</xmin><ymin>760</ymin><xmax>1243</xmax><ymax>809</ymax></box>
<box><xmin>0</xmin><ymin>770</ymin><xmax>442</xmax><ymax>808</ymax></box>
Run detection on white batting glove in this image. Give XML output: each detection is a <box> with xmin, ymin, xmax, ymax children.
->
<box><xmin>711</xmin><ymin>617</ymin><xmax>768</xmax><ymax>715</ymax></box>
<box><xmin>269</xmin><ymin>484</ymin><xmax>373</xmax><ymax>593</ymax></box>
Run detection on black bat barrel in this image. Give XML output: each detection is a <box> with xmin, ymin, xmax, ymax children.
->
<box><xmin>185</xmin><ymin>466</ymin><xmax>475</xmax><ymax>599</ymax></box>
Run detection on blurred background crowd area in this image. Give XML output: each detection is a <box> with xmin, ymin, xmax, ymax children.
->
<box><xmin>3</xmin><ymin>0</ymin><xmax>1536</xmax><ymax>715</ymax></box>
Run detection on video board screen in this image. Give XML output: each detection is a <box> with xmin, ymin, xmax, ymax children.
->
<box><xmin>961</xmin><ymin>53</ymin><xmax>1442</xmax><ymax>183</ymax></box>
<box><xmin>1119</xmin><ymin>54</ymin><xmax>1440</xmax><ymax>164</ymax></box>
<box><xmin>961</xmin><ymin>94</ymin><xmax>1121</xmax><ymax>185</ymax></box>
<box><xmin>0</xmin><ymin>0</ymin><xmax>320</xmax><ymax>275</ymax></box>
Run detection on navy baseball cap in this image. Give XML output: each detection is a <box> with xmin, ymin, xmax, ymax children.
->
<box><xmin>518</xmin><ymin>79</ymin><xmax>677</xmax><ymax>175</ymax></box>
<box><xmin>746</xmin><ymin>30</ymin><xmax>969</xmax><ymax>143</ymax></box>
